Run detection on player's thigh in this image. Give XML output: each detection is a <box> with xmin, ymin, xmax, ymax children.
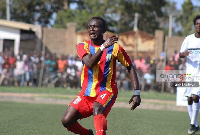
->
<box><xmin>69</xmin><ymin>94</ymin><xmax>93</xmax><ymax>118</ymax></box>
<box><xmin>95</xmin><ymin>90</ymin><xmax>117</xmax><ymax>117</ymax></box>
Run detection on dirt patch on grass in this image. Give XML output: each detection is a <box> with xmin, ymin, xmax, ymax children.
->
<box><xmin>0</xmin><ymin>92</ymin><xmax>187</xmax><ymax>112</ymax></box>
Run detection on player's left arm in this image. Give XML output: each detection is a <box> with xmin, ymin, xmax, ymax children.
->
<box><xmin>127</xmin><ymin>64</ymin><xmax>141</xmax><ymax>111</ymax></box>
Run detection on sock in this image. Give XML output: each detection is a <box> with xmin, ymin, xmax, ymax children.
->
<box><xmin>191</xmin><ymin>102</ymin><xmax>199</xmax><ymax>126</ymax></box>
<box><xmin>94</xmin><ymin>114</ymin><xmax>107</xmax><ymax>135</ymax></box>
<box><xmin>195</xmin><ymin>102</ymin><xmax>200</xmax><ymax>127</ymax></box>
<box><xmin>67</xmin><ymin>122</ymin><xmax>89</xmax><ymax>135</ymax></box>
<box><xmin>187</xmin><ymin>105</ymin><xmax>193</xmax><ymax>121</ymax></box>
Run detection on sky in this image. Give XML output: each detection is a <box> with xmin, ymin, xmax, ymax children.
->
<box><xmin>169</xmin><ymin>0</ymin><xmax>200</xmax><ymax>9</ymax></box>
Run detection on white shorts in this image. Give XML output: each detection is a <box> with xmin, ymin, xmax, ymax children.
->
<box><xmin>184</xmin><ymin>87</ymin><xmax>200</xmax><ymax>97</ymax></box>
<box><xmin>183</xmin><ymin>73</ymin><xmax>200</xmax><ymax>97</ymax></box>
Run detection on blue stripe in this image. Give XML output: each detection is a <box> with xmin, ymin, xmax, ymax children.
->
<box><xmin>104</xmin><ymin>94</ymin><xmax>115</xmax><ymax>110</ymax></box>
<box><xmin>85</xmin><ymin>44</ymin><xmax>95</xmax><ymax>96</ymax></box>
<box><xmin>100</xmin><ymin>45</ymin><xmax>114</xmax><ymax>91</ymax></box>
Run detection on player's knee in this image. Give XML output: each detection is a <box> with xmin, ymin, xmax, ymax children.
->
<box><xmin>61</xmin><ymin>117</ymin><xmax>72</xmax><ymax>128</ymax></box>
<box><xmin>188</xmin><ymin>97</ymin><xmax>193</xmax><ymax>105</ymax></box>
<box><xmin>93</xmin><ymin>102</ymin><xmax>104</xmax><ymax>116</ymax></box>
<box><xmin>193</xmin><ymin>95</ymin><xmax>199</xmax><ymax>103</ymax></box>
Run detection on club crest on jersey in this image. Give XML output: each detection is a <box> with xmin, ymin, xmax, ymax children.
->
<box><xmin>73</xmin><ymin>96</ymin><xmax>81</xmax><ymax>105</ymax></box>
<box><xmin>106</xmin><ymin>54</ymin><xmax>112</xmax><ymax>62</ymax></box>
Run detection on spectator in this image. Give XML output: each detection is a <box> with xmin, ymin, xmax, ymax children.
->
<box><xmin>8</xmin><ymin>52</ymin><xmax>16</xmax><ymax>69</ymax></box>
<box><xmin>17</xmin><ymin>49</ymin><xmax>27</xmax><ymax>61</ymax></box>
<box><xmin>173</xmin><ymin>50</ymin><xmax>179</xmax><ymax>62</ymax></box>
<box><xmin>24</xmin><ymin>55</ymin><xmax>34</xmax><ymax>86</ymax></box>
<box><xmin>0</xmin><ymin>53</ymin><xmax>4</xmax><ymax>77</ymax></box>
<box><xmin>31</xmin><ymin>51</ymin><xmax>40</xmax><ymax>86</ymax></box>
<box><xmin>57</xmin><ymin>55</ymin><xmax>68</xmax><ymax>73</ymax></box>
<box><xmin>14</xmin><ymin>55</ymin><xmax>25</xmax><ymax>86</ymax></box>
<box><xmin>143</xmin><ymin>69</ymin><xmax>155</xmax><ymax>91</ymax></box>
<box><xmin>0</xmin><ymin>56</ymin><xmax>10</xmax><ymax>85</ymax></box>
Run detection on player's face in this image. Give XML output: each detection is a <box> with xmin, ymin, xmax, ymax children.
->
<box><xmin>195</xmin><ymin>19</ymin><xmax>200</xmax><ymax>33</ymax></box>
<box><xmin>88</xmin><ymin>19</ymin><xmax>105</xmax><ymax>40</ymax></box>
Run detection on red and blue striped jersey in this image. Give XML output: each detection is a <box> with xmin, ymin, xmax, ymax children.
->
<box><xmin>77</xmin><ymin>40</ymin><xmax>131</xmax><ymax>97</ymax></box>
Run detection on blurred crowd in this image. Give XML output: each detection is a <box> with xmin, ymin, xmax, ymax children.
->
<box><xmin>116</xmin><ymin>50</ymin><xmax>186</xmax><ymax>93</ymax></box>
<box><xmin>0</xmin><ymin>48</ymin><xmax>82</xmax><ymax>89</ymax></box>
<box><xmin>0</xmin><ymin>48</ymin><xmax>186</xmax><ymax>93</ymax></box>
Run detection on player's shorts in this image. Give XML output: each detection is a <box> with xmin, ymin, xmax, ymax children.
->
<box><xmin>183</xmin><ymin>73</ymin><xmax>200</xmax><ymax>97</ymax></box>
<box><xmin>184</xmin><ymin>87</ymin><xmax>200</xmax><ymax>97</ymax></box>
<box><xmin>69</xmin><ymin>90</ymin><xmax>117</xmax><ymax>118</ymax></box>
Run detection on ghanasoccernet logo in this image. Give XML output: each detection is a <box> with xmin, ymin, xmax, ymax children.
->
<box><xmin>156</xmin><ymin>70</ymin><xmax>196</xmax><ymax>82</ymax></box>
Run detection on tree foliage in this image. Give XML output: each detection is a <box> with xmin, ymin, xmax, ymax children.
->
<box><xmin>54</xmin><ymin>0</ymin><xmax>168</xmax><ymax>34</ymax></box>
<box><xmin>0</xmin><ymin>0</ymin><xmax>68</xmax><ymax>27</ymax></box>
<box><xmin>5</xmin><ymin>0</ymin><xmax>199</xmax><ymax>36</ymax></box>
<box><xmin>175</xmin><ymin>0</ymin><xmax>200</xmax><ymax>36</ymax></box>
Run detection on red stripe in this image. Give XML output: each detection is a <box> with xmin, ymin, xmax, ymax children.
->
<box><xmin>96</xmin><ymin>49</ymin><xmax>107</xmax><ymax>92</ymax></box>
<box><xmin>77</xmin><ymin>44</ymin><xmax>87</xmax><ymax>60</ymax></box>
<box><xmin>119</xmin><ymin>46</ymin><xmax>131</xmax><ymax>65</ymax></box>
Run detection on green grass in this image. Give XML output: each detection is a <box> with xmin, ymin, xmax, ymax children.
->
<box><xmin>0</xmin><ymin>86</ymin><xmax>176</xmax><ymax>101</ymax></box>
<box><xmin>0</xmin><ymin>101</ymin><xmax>196</xmax><ymax>135</ymax></box>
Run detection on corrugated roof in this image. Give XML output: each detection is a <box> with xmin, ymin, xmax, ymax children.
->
<box><xmin>0</xmin><ymin>19</ymin><xmax>38</xmax><ymax>31</ymax></box>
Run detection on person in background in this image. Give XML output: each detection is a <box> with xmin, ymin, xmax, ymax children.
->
<box><xmin>24</xmin><ymin>54</ymin><xmax>34</xmax><ymax>86</ymax></box>
<box><xmin>15</xmin><ymin>55</ymin><xmax>25</xmax><ymax>86</ymax></box>
<box><xmin>0</xmin><ymin>56</ymin><xmax>10</xmax><ymax>85</ymax></box>
<box><xmin>179</xmin><ymin>15</ymin><xmax>200</xmax><ymax>135</ymax></box>
<box><xmin>0</xmin><ymin>53</ymin><xmax>4</xmax><ymax>77</ymax></box>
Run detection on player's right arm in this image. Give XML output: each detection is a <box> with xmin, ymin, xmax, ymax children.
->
<box><xmin>179</xmin><ymin>50</ymin><xmax>191</xmax><ymax>58</ymax></box>
<box><xmin>179</xmin><ymin>36</ymin><xmax>190</xmax><ymax>58</ymax></box>
<box><xmin>81</xmin><ymin>36</ymin><xmax>118</xmax><ymax>69</ymax></box>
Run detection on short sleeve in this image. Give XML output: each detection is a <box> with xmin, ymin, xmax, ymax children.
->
<box><xmin>180</xmin><ymin>37</ymin><xmax>188</xmax><ymax>53</ymax></box>
<box><xmin>116</xmin><ymin>45</ymin><xmax>131</xmax><ymax>67</ymax></box>
<box><xmin>77</xmin><ymin>41</ymin><xmax>90</xmax><ymax>60</ymax></box>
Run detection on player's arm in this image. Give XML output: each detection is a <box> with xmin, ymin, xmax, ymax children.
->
<box><xmin>127</xmin><ymin>64</ymin><xmax>141</xmax><ymax>111</ymax></box>
<box><xmin>179</xmin><ymin>50</ymin><xmax>191</xmax><ymax>58</ymax></box>
<box><xmin>82</xmin><ymin>36</ymin><xmax>118</xmax><ymax>69</ymax></box>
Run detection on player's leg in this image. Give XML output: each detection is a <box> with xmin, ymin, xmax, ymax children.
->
<box><xmin>192</xmin><ymin>95</ymin><xmax>200</xmax><ymax>130</ymax></box>
<box><xmin>188</xmin><ymin>96</ymin><xmax>195</xmax><ymax>134</ymax></box>
<box><xmin>188</xmin><ymin>97</ymin><xmax>193</xmax><ymax>123</ymax></box>
<box><xmin>93</xmin><ymin>91</ymin><xmax>117</xmax><ymax>135</ymax></box>
<box><xmin>61</xmin><ymin>106</ymin><xmax>91</xmax><ymax>135</ymax></box>
<box><xmin>61</xmin><ymin>94</ymin><xmax>93</xmax><ymax>135</ymax></box>
<box><xmin>61</xmin><ymin>106</ymin><xmax>82</xmax><ymax>127</ymax></box>
<box><xmin>188</xmin><ymin>94</ymin><xmax>200</xmax><ymax>134</ymax></box>
<box><xmin>93</xmin><ymin>102</ymin><xmax>107</xmax><ymax>135</ymax></box>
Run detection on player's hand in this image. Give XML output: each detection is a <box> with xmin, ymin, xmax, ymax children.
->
<box><xmin>184</xmin><ymin>50</ymin><xmax>191</xmax><ymax>56</ymax></box>
<box><xmin>103</xmin><ymin>35</ymin><xmax>118</xmax><ymax>48</ymax></box>
<box><xmin>129</xmin><ymin>95</ymin><xmax>141</xmax><ymax>111</ymax></box>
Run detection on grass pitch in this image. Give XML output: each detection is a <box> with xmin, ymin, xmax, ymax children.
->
<box><xmin>0</xmin><ymin>101</ymin><xmax>197</xmax><ymax>135</ymax></box>
<box><xmin>0</xmin><ymin>86</ymin><xmax>195</xmax><ymax>135</ymax></box>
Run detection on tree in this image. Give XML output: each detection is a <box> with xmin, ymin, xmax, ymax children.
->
<box><xmin>175</xmin><ymin>0</ymin><xmax>194</xmax><ymax>36</ymax></box>
<box><xmin>54</xmin><ymin>0</ymin><xmax>168</xmax><ymax>34</ymax></box>
<box><xmin>0</xmin><ymin>0</ymin><xmax>69</xmax><ymax>27</ymax></box>
<box><xmin>54</xmin><ymin>0</ymin><xmax>115</xmax><ymax>31</ymax></box>
<box><xmin>157</xmin><ymin>1</ymin><xmax>179</xmax><ymax>36</ymax></box>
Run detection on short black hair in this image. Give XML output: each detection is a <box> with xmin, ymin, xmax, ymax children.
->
<box><xmin>193</xmin><ymin>15</ymin><xmax>200</xmax><ymax>25</ymax></box>
<box><xmin>90</xmin><ymin>17</ymin><xmax>107</xmax><ymax>31</ymax></box>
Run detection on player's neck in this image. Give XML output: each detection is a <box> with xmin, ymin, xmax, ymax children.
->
<box><xmin>195</xmin><ymin>32</ymin><xmax>200</xmax><ymax>38</ymax></box>
<box><xmin>91</xmin><ymin>38</ymin><xmax>104</xmax><ymax>46</ymax></box>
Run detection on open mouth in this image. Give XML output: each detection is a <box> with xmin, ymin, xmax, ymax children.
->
<box><xmin>90</xmin><ymin>33</ymin><xmax>97</xmax><ymax>38</ymax></box>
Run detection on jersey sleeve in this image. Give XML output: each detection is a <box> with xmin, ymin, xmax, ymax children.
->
<box><xmin>116</xmin><ymin>45</ymin><xmax>131</xmax><ymax>67</ymax></box>
<box><xmin>77</xmin><ymin>41</ymin><xmax>90</xmax><ymax>60</ymax></box>
<box><xmin>180</xmin><ymin>36</ymin><xmax>188</xmax><ymax>53</ymax></box>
